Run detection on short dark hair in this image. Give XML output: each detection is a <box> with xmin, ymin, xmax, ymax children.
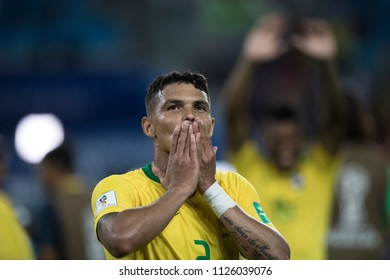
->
<box><xmin>41</xmin><ymin>144</ymin><xmax>74</xmax><ymax>172</ymax></box>
<box><xmin>145</xmin><ymin>70</ymin><xmax>210</xmax><ymax>116</ymax></box>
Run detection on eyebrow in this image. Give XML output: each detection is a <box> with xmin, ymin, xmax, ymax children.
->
<box><xmin>164</xmin><ymin>99</ymin><xmax>210</xmax><ymax>109</ymax></box>
<box><xmin>165</xmin><ymin>99</ymin><xmax>208</xmax><ymax>105</ymax></box>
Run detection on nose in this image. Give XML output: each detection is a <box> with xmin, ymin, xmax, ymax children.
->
<box><xmin>183</xmin><ymin>107</ymin><xmax>195</xmax><ymax>122</ymax></box>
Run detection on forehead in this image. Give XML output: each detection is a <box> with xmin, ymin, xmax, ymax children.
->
<box><xmin>159</xmin><ymin>83</ymin><xmax>208</xmax><ymax>102</ymax></box>
<box><xmin>263</xmin><ymin>120</ymin><xmax>301</xmax><ymax>134</ymax></box>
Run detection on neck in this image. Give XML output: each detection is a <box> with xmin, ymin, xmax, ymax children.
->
<box><xmin>152</xmin><ymin>144</ymin><xmax>169</xmax><ymax>175</ymax></box>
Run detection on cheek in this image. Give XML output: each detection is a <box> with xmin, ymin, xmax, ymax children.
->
<box><xmin>202</xmin><ymin>116</ymin><xmax>214</xmax><ymax>136</ymax></box>
<box><xmin>153</xmin><ymin>118</ymin><xmax>178</xmax><ymax>139</ymax></box>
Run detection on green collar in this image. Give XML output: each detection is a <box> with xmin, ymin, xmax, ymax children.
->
<box><xmin>142</xmin><ymin>163</ymin><xmax>160</xmax><ymax>183</ymax></box>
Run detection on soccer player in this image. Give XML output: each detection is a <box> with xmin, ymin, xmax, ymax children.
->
<box><xmin>221</xmin><ymin>14</ymin><xmax>342</xmax><ymax>259</ymax></box>
<box><xmin>0</xmin><ymin>192</ymin><xmax>35</xmax><ymax>260</ymax></box>
<box><xmin>91</xmin><ymin>71</ymin><xmax>290</xmax><ymax>260</ymax></box>
<box><xmin>0</xmin><ymin>138</ymin><xmax>35</xmax><ymax>260</ymax></box>
<box><xmin>35</xmin><ymin>144</ymin><xmax>102</xmax><ymax>259</ymax></box>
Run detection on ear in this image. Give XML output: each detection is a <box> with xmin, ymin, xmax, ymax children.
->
<box><xmin>142</xmin><ymin>117</ymin><xmax>155</xmax><ymax>138</ymax></box>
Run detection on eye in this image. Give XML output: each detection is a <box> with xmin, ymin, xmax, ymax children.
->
<box><xmin>167</xmin><ymin>105</ymin><xmax>180</xmax><ymax>111</ymax></box>
<box><xmin>195</xmin><ymin>105</ymin><xmax>207</xmax><ymax>111</ymax></box>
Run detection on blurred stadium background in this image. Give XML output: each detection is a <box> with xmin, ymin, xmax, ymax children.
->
<box><xmin>0</xmin><ymin>0</ymin><xmax>390</xmax><ymax>248</ymax></box>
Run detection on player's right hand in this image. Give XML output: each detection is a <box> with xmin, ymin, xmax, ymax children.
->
<box><xmin>243</xmin><ymin>13</ymin><xmax>289</xmax><ymax>63</ymax></box>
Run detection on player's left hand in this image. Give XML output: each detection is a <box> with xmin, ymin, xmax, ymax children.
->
<box><xmin>193</xmin><ymin>119</ymin><xmax>217</xmax><ymax>194</ymax></box>
<box><xmin>291</xmin><ymin>19</ymin><xmax>337</xmax><ymax>61</ymax></box>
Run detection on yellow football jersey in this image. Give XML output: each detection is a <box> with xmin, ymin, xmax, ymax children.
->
<box><xmin>229</xmin><ymin>141</ymin><xmax>340</xmax><ymax>260</ymax></box>
<box><xmin>91</xmin><ymin>163</ymin><xmax>274</xmax><ymax>260</ymax></box>
<box><xmin>0</xmin><ymin>191</ymin><xmax>35</xmax><ymax>260</ymax></box>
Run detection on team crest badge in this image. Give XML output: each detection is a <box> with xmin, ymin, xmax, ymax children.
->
<box><xmin>96</xmin><ymin>190</ymin><xmax>117</xmax><ymax>214</ymax></box>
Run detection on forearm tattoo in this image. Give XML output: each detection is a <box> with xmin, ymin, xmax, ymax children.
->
<box><xmin>222</xmin><ymin>216</ymin><xmax>276</xmax><ymax>260</ymax></box>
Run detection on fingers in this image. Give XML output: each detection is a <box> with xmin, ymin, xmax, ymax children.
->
<box><xmin>170</xmin><ymin>120</ymin><xmax>199</xmax><ymax>161</ymax></box>
<box><xmin>257</xmin><ymin>13</ymin><xmax>286</xmax><ymax>34</ymax></box>
<box><xmin>169</xmin><ymin>125</ymin><xmax>181</xmax><ymax>158</ymax></box>
<box><xmin>246</xmin><ymin>13</ymin><xmax>335</xmax><ymax>62</ymax></box>
<box><xmin>290</xmin><ymin>18</ymin><xmax>336</xmax><ymax>60</ymax></box>
<box><xmin>188</xmin><ymin>123</ymin><xmax>197</xmax><ymax>161</ymax></box>
<box><xmin>199</xmin><ymin>121</ymin><xmax>210</xmax><ymax>152</ymax></box>
<box><xmin>192</xmin><ymin>119</ymin><xmax>200</xmax><ymax>137</ymax></box>
<box><xmin>292</xmin><ymin>18</ymin><xmax>333</xmax><ymax>44</ymax></box>
<box><xmin>195</xmin><ymin>120</ymin><xmax>215</xmax><ymax>159</ymax></box>
<box><xmin>194</xmin><ymin>120</ymin><xmax>205</xmax><ymax>150</ymax></box>
<box><xmin>171</xmin><ymin>120</ymin><xmax>214</xmax><ymax>163</ymax></box>
<box><xmin>185</xmin><ymin>121</ymin><xmax>191</xmax><ymax>157</ymax></box>
<box><xmin>193</xmin><ymin>119</ymin><xmax>217</xmax><ymax>192</ymax></box>
<box><xmin>244</xmin><ymin>14</ymin><xmax>290</xmax><ymax>62</ymax></box>
<box><xmin>175</xmin><ymin>121</ymin><xmax>190</xmax><ymax>157</ymax></box>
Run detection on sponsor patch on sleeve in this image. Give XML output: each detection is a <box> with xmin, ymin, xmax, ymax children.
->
<box><xmin>96</xmin><ymin>190</ymin><xmax>117</xmax><ymax>214</ymax></box>
<box><xmin>253</xmin><ymin>201</ymin><xmax>271</xmax><ymax>224</ymax></box>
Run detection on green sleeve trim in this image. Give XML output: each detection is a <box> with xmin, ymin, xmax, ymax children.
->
<box><xmin>253</xmin><ymin>201</ymin><xmax>271</xmax><ymax>224</ymax></box>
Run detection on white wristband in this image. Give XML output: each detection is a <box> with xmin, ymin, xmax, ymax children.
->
<box><xmin>202</xmin><ymin>182</ymin><xmax>237</xmax><ymax>218</ymax></box>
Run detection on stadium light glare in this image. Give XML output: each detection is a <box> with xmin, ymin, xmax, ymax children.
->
<box><xmin>15</xmin><ymin>113</ymin><xmax>65</xmax><ymax>164</ymax></box>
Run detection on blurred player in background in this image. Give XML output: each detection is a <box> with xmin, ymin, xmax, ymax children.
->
<box><xmin>32</xmin><ymin>143</ymin><xmax>103</xmax><ymax>259</ymax></box>
<box><xmin>0</xmin><ymin>135</ymin><xmax>35</xmax><ymax>259</ymax></box>
<box><xmin>221</xmin><ymin>13</ymin><xmax>343</xmax><ymax>259</ymax></box>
